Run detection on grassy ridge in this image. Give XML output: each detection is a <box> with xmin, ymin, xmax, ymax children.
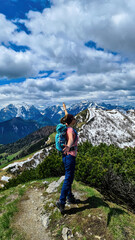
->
<box><xmin>0</xmin><ymin>179</ymin><xmax>135</xmax><ymax>240</ymax></box>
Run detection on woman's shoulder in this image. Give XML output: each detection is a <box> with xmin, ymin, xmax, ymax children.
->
<box><xmin>67</xmin><ymin>127</ymin><xmax>77</xmax><ymax>134</ymax></box>
<box><xmin>67</xmin><ymin>127</ymin><xmax>74</xmax><ymax>132</ymax></box>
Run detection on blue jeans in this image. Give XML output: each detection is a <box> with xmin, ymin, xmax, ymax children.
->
<box><xmin>60</xmin><ymin>154</ymin><xmax>76</xmax><ymax>205</ymax></box>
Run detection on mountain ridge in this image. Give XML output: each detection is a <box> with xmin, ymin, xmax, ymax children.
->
<box><xmin>0</xmin><ymin>101</ymin><xmax>134</xmax><ymax>125</ymax></box>
<box><xmin>76</xmin><ymin>107</ymin><xmax>135</xmax><ymax>148</ymax></box>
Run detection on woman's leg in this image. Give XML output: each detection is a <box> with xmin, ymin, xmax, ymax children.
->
<box><xmin>67</xmin><ymin>157</ymin><xmax>75</xmax><ymax>199</ymax></box>
<box><xmin>60</xmin><ymin>154</ymin><xmax>75</xmax><ymax>205</ymax></box>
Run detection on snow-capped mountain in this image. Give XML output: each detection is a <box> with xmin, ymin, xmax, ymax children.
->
<box><xmin>42</xmin><ymin>105</ymin><xmax>63</xmax><ymax>125</ymax></box>
<box><xmin>0</xmin><ymin>104</ymin><xmax>42</xmax><ymax>122</ymax></box>
<box><xmin>42</xmin><ymin>100</ymin><xmax>100</xmax><ymax>124</ymax></box>
<box><xmin>0</xmin><ymin>104</ymin><xmax>18</xmax><ymax>122</ymax></box>
<box><xmin>0</xmin><ymin>104</ymin><xmax>53</xmax><ymax>126</ymax></box>
<box><xmin>0</xmin><ymin>101</ymin><xmax>134</xmax><ymax>125</ymax></box>
<box><xmin>42</xmin><ymin>100</ymin><xmax>134</xmax><ymax>124</ymax></box>
<box><xmin>76</xmin><ymin>107</ymin><xmax>135</xmax><ymax>148</ymax></box>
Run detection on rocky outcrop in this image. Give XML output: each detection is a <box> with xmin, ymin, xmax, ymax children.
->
<box><xmin>46</xmin><ymin>176</ymin><xmax>65</xmax><ymax>193</ymax></box>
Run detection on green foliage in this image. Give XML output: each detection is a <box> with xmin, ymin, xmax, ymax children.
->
<box><xmin>3</xmin><ymin>142</ymin><xmax>135</xmax><ymax>190</ymax></box>
<box><xmin>75</xmin><ymin>141</ymin><xmax>135</xmax><ymax>185</ymax></box>
<box><xmin>3</xmin><ymin>150</ymin><xmax>64</xmax><ymax>190</ymax></box>
<box><xmin>3</xmin><ymin>169</ymin><xmax>38</xmax><ymax>189</ymax></box>
<box><xmin>36</xmin><ymin>150</ymin><xmax>64</xmax><ymax>179</ymax></box>
<box><xmin>2</xmin><ymin>141</ymin><xmax>135</xmax><ymax>210</ymax></box>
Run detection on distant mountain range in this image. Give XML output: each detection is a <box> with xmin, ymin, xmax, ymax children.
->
<box><xmin>0</xmin><ymin>117</ymin><xmax>40</xmax><ymax>144</ymax></box>
<box><xmin>0</xmin><ymin>101</ymin><xmax>134</xmax><ymax>145</ymax></box>
<box><xmin>0</xmin><ymin>104</ymin><xmax>54</xmax><ymax>126</ymax></box>
<box><xmin>0</xmin><ymin>101</ymin><xmax>134</xmax><ymax>125</ymax></box>
<box><xmin>0</xmin><ymin>125</ymin><xmax>56</xmax><ymax>157</ymax></box>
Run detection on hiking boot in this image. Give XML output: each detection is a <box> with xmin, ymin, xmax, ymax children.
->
<box><xmin>56</xmin><ymin>200</ymin><xmax>65</xmax><ymax>213</ymax></box>
<box><xmin>67</xmin><ymin>195</ymin><xmax>80</xmax><ymax>204</ymax></box>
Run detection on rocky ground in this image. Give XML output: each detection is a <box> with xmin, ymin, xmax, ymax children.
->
<box><xmin>11</xmin><ymin>186</ymin><xmax>52</xmax><ymax>240</ymax></box>
<box><xmin>1</xmin><ymin>177</ymin><xmax>135</xmax><ymax>240</ymax></box>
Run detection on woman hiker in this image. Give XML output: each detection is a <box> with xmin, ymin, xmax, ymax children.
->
<box><xmin>56</xmin><ymin>103</ymin><xmax>79</xmax><ymax>213</ymax></box>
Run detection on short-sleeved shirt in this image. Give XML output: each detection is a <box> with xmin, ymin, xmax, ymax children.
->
<box><xmin>66</xmin><ymin>127</ymin><xmax>78</xmax><ymax>157</ymax></box>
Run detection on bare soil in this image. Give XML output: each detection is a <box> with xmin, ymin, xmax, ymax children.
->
<box><xmin>11</xmin><ymin>186</ymin><xmax>52</xmax><ymax>240</ymax></box>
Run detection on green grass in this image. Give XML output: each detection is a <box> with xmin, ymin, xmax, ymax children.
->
<box><xmin>0</xmin><ymin>152</ymin><xmax>21</xmax><ymax>169</ymax></box>
<box><xmin>0</xmin><ymin>178</ymin><xmax>135</xmax><ymax>240</ymax></box>
<box><xmin>72</xmin><ymin>181</ymin><xmax>135</xmax><ymax>240</ymax></box>
<box><xmin>46</xmin><ymin>132</ymin><xmax>56</xmax><ymax>144</ymax></box>
<box><xmin>45</xmin><ymin>179</ymin><xmax>135</xmax><ymax>240</ymax></box>
<box><xmin>0</xmin><ymin>184</ymin><xmax>28</xmax><ymax>240</ymax></box>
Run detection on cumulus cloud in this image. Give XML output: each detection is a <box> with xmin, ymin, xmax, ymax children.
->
<box><xmin>1</xmin><ymin>62</ymin><xmax>135</xmax><ymax>107</ymax></box>
<box><xmin>21</xmin><ymin>0</ymin><xmax>135</xmax><ymax>55</ymax></box>
<box><xmin>0</xmin><ymin>46</ymin><xmax>39</xmax><ymax>79</ymax></box>
<box><xmin>1</xmin><ymin>0</ymin><xmax>135</xmax><ymax>106</ymax></box>
<box><xmin>0</xmin><ymin>14</ymin><xmax>17</xmax><ymax>43</ymax></box>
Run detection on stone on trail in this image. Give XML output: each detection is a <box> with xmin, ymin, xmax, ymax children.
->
<box><xmin>41</xmin><ymin>213</ymin><xmax>51</xmax><ymax>229</ymax></box>
<box><xmin>62</xmin><ymin>227</ymin><xmax>73</xmax><ymax>240</ymax></box>
<box><xmin>46</xmin><ymin>176</ymin><xmax>65</xmax><ymax>193</ymax></box>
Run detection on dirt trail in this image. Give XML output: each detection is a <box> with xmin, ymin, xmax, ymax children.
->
<box><xmin>12</xmin><ymin>187</ymin><xmax>52</xmax><ymax>240</ymax></box>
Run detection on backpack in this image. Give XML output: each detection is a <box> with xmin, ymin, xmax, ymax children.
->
<box><xmin>55</xmin><ymin>123</ymin><xmax>77</xmax><ymax>152</ymax></box>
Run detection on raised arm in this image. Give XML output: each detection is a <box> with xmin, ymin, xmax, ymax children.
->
<box><xmin>63</xmin><ymin>102</ymin><xmax>68</xmax><ymax>116</ymax></box>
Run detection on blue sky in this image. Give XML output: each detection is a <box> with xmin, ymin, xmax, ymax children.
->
<box><xmin>0</xmin><ymin>0</ymin><xmax>135</xmax><ymax>108</ymax></box>
<box><xmin>0</xmin><ymin>0</ymin><xmax>50</xmax><ymax>19</ymax></box>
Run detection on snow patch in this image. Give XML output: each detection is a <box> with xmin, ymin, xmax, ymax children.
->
<box><xmin>3</xmin><ymin>149</ymin><xmax>43</xmax><ymax>172</ymax></box>
<box><xmin>78</xmin><ymin>108</ymin><xmax>135</xmax><ymax>148</ymax></box>
<box><xmin>1</xmin><ymin>176</ymin><xmax>11</xmax><ymax>182</ymax></box>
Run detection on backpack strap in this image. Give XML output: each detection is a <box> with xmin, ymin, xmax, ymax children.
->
<box><xmin>68</xmin><ymin>128</ymin><xmax>78</xmax><ymax>152</ymax></box>
<box><xmin>73</xmin><ymin>128</ymin><xmax>78</xmax><ymax>143</ymax></box>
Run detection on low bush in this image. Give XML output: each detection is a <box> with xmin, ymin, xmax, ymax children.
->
<box><xmin>36</xmin><ymin>150</ymin><xmax>64</xmax><ymax>179</ymax></box>
<box><xmin>3</xmin><ymin>169</ymin><xmax>38</xmax><ymax>189</ymax></box>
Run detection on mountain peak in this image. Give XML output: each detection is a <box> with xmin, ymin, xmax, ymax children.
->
<box><xmin>76</xmin><ymin>107</ymin><xmax>135</xmax><ymax>148</ymax></box>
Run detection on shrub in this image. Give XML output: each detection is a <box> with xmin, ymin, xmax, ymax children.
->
<box><xmin>3</xmin><ymin>169</ymin><xmax>37</xmax><ymax>189</ymax></box>
<box><xmin>36</xmin><ymin>150</ymin><xmax>64</xmax><ymax>179</ymax></box>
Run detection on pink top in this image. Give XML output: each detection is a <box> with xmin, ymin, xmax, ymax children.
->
<box><xmin>66</xmin><ymin>127</ymin><xmax>78</xmax><ymax>157</ymax></box>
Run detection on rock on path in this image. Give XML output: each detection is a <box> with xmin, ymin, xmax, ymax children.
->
<box><xmin>12</xmin><ymin>187</ymin><xmax>52</xmax><ymax>240</ymax></box>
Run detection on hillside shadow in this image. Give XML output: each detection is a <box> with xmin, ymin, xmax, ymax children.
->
<box><xmin>64</xmin><ymin>196</ymin><xmax>127</xmax><ymax>226</ymax></box>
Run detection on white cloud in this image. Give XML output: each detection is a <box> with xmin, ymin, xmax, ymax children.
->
<box><xmin>0</xmin><ymin>14</ymin><xmax>17</xmax><ymax>43</ymax></box>
<box><xmin>0</xmin><ymin>46</ymin><xmax>38</xmax><ymax>78</ymax></box>
<box><xmin>0</xmin><ymin>61</ymin><xmax>135</xmax><ymax>107</ymax></box>
<box><xmin>1</xmin><ymin>0</ymin><xmax>135</xmax><ymax>106</ymax></box>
